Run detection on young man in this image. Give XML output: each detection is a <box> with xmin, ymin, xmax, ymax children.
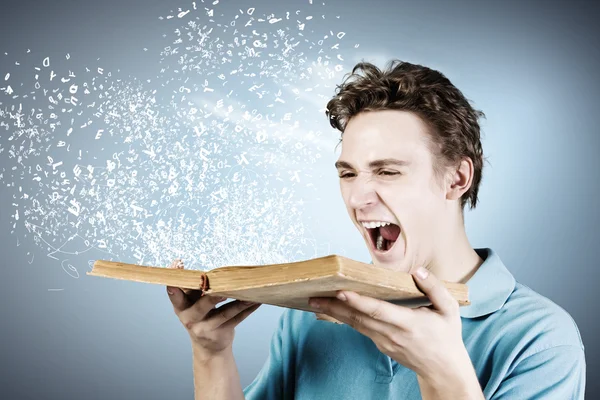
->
<box><xmin>167</xmin><ymin>61</ymin><xmax>586</xmax><ymax>399</ymax></box>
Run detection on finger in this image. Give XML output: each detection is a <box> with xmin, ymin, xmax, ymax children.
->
<box><xmin>168</xmin><ymin>259</ymin><xmax>201</xmax><ymax>299</ymax></box>
<box><xmin>204</xmin><ymin>300</ymin><xmax>262</xmax><ymax>330</ymax></box>
<box><xmin>168</xmin><ymin>258</ymin><xmax>183</xmax><ymax>269</ymax></box>
<box><xmin>412</xmin><ymin>267</ymin><xmax>458</xmax><ymax>315</ymax></box>
<box><xmin>179</xmin><ymin>295</ymin><xmax>228</xmax><ymax>328</ymax></box>
<box><xmin>219</xmin><ymin>303</ymin><xmax>262</xmax><ymax>330</ymax></box>
<box><xmin>309</xmin><ymin>296</ymin><xmax>397</xmax><ymax>336</ymax></box>
<box><xmin>167</xmin><ymin>258</ymin><xmax>202</xmax><ymax>313</ymax></box>
<box><xmin>167</xmin><ymin>258</ymin><xmax>194</xmax><ymax>313</ymax></box>
<box><xmin>332</xmin><ymin>291</ymin><xmax>413</xmax><ymax>326</ymax></box>
<box><xmin>184</xmin><ymin>289</ymin><xmax>203</xmax><ymax>304</ymax></box>
<box><xmin>169</xmin><ymin>287</ymin><xmax>203</xmax><ymax>313</ymax></box>
<box><xmin>167</xmin><ymin>286</ymin><xmax>193</xmax><ymax>313</ymax></box>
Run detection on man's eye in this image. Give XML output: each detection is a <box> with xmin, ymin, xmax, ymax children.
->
<box><xmin>339</xmin><ymin>172</ymin><xmax>356</xmax><ymax>179</ymax></box>
<box><xmin>379</xmin><ymin>170</ymin><xmax>399</xmax><ymax>176</ymax></box>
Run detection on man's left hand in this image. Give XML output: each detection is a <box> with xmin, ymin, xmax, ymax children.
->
<box><xmin>308</xmin><ymin>267</ymin><xmax>479</xmax><ymax>394</ymax></box>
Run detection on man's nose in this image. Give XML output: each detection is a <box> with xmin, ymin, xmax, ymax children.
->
<box><xmin>347</xmin><ymin>177</ymin><xmax>378</xmax><ymax>209</ymax></box>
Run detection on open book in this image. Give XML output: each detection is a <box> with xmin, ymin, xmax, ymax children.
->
<box><xmin>87</xmin><ymin>255</ymin><xmax>470</xmax><ymax>324</ymax></box>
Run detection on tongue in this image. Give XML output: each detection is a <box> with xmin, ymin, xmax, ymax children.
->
<box><xmin>380</xmin><ymin>224</ymin><xmax>400</xmax><ymax>241</ymax></box>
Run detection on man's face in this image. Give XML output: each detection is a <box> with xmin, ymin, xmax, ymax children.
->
<box><xmin>336</xmin><ymin>110</ymin><xmax>449</xmax><ymax>272</ymax></box>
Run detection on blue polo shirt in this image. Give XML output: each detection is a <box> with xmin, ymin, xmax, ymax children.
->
<box><xmin>243</xmin><ymin>248</ymin><xmax>586</xmax><ymax>399</ymax></box>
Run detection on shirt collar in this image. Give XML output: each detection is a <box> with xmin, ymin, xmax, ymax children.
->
<box><xmin>459</xmin><ymin>247</ymin><xmax>516</xmax><ymax>318</ymax></box>
<box><xmin>369</xmin><ymin>248</ymin><xmax>515</xmax><ymax>318</ymax></box>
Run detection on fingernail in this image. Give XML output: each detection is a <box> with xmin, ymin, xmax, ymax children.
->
<box><xmin>336</xmin><ymin>292</ymin><xmax>347</xmax><ymax>301</ymax></box>
<box><xmin>416</xmin><ymin>267</ymin><xmax>429</xmax><ymax>280</ymax></box>
<box><xmin>167</xmin><ymin>288</ymin><xmax>174</xmax><ymax>295</ymax></box>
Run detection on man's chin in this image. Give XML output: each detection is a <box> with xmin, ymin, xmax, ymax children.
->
<box><xmin>367</xmin><ymin>239</ymin><xmax>407</xmax><ymax>272</ymax></box>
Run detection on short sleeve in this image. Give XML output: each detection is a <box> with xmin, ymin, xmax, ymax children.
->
<box><xmin>243</xmin><ymin>309</ymin><xmax>290</xmax><ymax>400</ymax></box>
<box><xmin>490</xmin><ymin>345</ymin><xmax>586</xmax><ymax>399</ymax></box>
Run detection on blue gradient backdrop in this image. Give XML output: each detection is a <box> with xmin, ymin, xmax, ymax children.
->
<box><xmin>0</xmin><ymin>0</ymin><xmax>598</xmax><ymax>398</ymax></box>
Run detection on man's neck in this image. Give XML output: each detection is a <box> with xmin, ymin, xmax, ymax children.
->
<box><xmin>431</xmin><ymin>224</ymin><xmax>484</xmax><ymax>284</ymax></box>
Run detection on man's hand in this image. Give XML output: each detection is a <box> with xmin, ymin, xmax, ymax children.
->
<box><xmin>308</xmin><ymin>267</ymin><xmax>484</xmax><ymax>399</ymax></box>
<box><xmin>166</xmin><ymin>259</ymin><xmax>262</xmax><ymax>361</ymax></box>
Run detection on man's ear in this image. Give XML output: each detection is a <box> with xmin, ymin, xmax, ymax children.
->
<box><xmin>446</xmin><ymin>157</ymin><xmax>473</xmax><ymax>201</ymax></box>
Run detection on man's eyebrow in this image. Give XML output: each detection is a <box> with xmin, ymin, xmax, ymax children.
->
<box><xmin>368</xmin><ymin>158</ymin><xmax>411</xmax><ymax>168</ymax></box>
<box><xmin>335</xmin><ymin>161</ymin><xmax>353</xmax><ymax>170</ymax></box>
<box><xmin>334</xmin><ymin>159</ymin><xmax>411</xmax><ymax>169</ymax></box>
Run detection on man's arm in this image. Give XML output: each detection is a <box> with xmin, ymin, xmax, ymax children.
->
<box><xmin>190</xmin><ymin>308</ymin><xmax>291</xmax><ymax>400</ymax></box>
<box><xmin>165</xmin><ymin>259</ymin><xmax>261</xmax><ymax>399</ymax></box>
<box><xmin>416</xmin><ymin>346</ymin><xmax>485</xmax><ymax>400</ymax></box>
<box><xmin>490</xmin><ymin>345</ymin><xmax>586</xmax><ymax>399</ymax></box>
<box><xmin>243</xmin><ymin>309</ymin><xmax>291</xmax><ymax>399</ymax></box>
<box><xmin>192</xmin><ymin>344</ymin><xmax>244</xmax><ymax>400</ymax></box>
<box><xmin>416</xmin><ymin>344</ymin><xmax>586</xmax><ymax>399</ymax></box>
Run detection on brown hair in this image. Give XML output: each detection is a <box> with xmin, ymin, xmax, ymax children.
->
<box><xmin>326</xmin><ymin>60</ymin><xmax>486</xmax><ymax>210</ymax></box>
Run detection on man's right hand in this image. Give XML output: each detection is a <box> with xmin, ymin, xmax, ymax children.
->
<box><xmin>166</xmin><ymin>259</ymin><xmax>262</xmax><ymax>360</ymax></box>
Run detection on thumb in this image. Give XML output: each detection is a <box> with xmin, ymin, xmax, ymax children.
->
<box><xmin>167</xmin><ymin>286</ymin><xmax>190</xmax><ymax>312</ymax></box>
<box><xmin>412</xmin><ymin>267</ymin><xmax>458</xmax><ymax>315</ymax></box>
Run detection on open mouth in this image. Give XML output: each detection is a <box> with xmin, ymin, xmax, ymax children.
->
<box><xmin>363</xmin><ymin>222</ymin><xmax>401</xmax><ymax>253</ymax></box>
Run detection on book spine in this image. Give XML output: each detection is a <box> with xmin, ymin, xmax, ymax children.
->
<box><xmin>200</xmin><ymin>273</ymin><xmax>209</xmax><ymax>295</ymax></box>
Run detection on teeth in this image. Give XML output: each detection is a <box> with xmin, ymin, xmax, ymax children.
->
<box><xmin>376</xmin><ymin>233</ymin><xmax>384</xmax><ymax>250</ymax></box>
<box><xmin>361</xmin><ymin>221</ymin><xmax>392</xmax><ymax>229</ymax></box>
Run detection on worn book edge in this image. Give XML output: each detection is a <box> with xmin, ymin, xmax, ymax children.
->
<box><xmin>87</xmin><ymin>255</ymin><xmax>470</xmax><ymax>325</ymax></box>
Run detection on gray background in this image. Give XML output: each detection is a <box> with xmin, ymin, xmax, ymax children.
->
<box><xmin>1</xmin><ymin>0</ymin><xmax>598</xmax><ymax>398</ymax></box>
